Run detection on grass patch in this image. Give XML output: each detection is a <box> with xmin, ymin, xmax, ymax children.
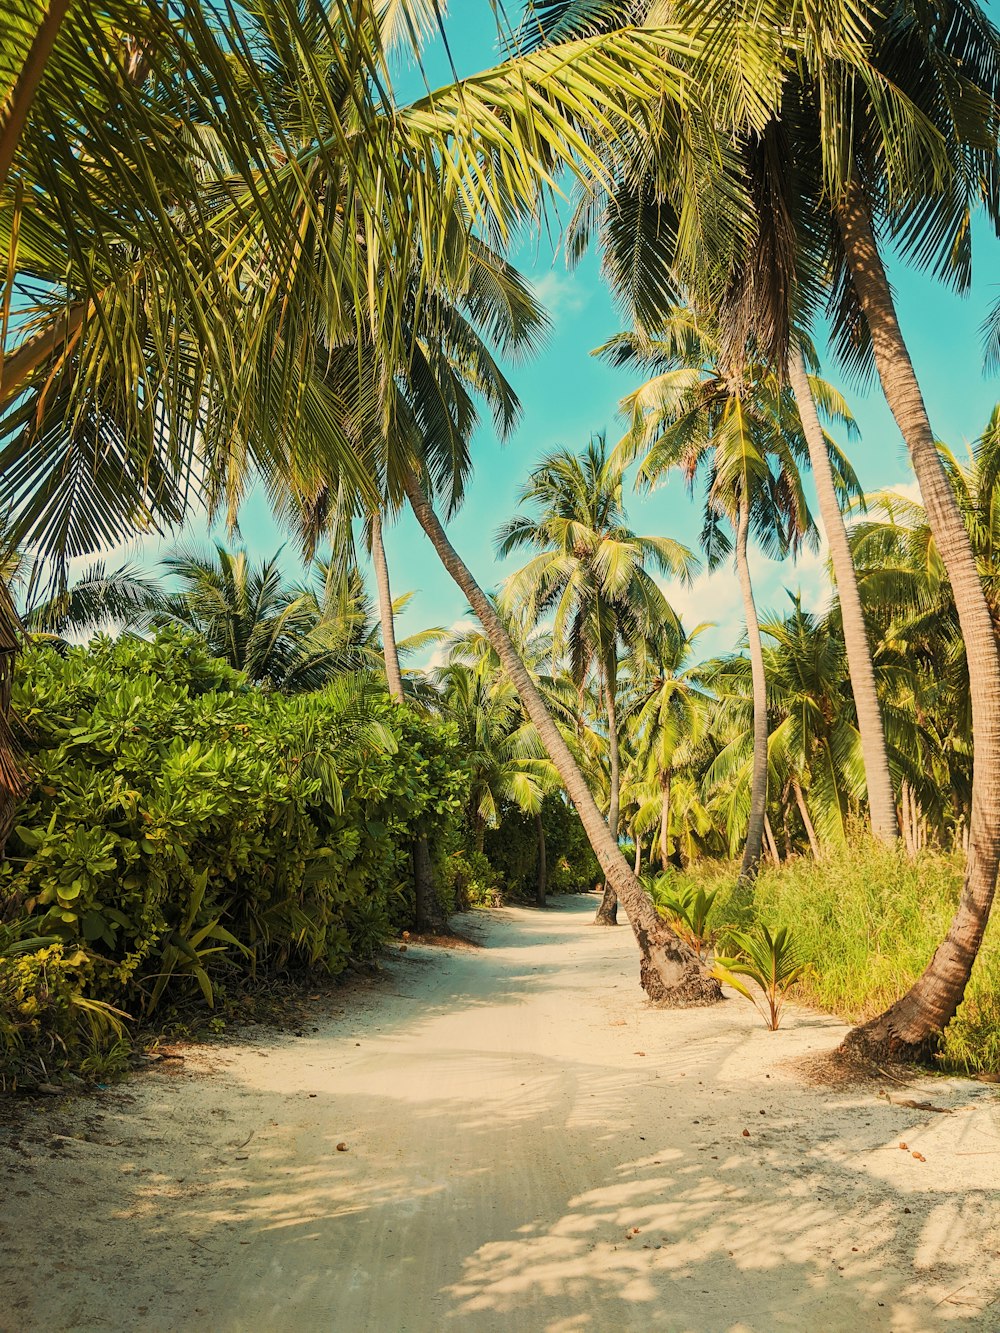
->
<box><xmin>681</xmin><ymin>841</ymin><xmax>1000</xmax><ymax>1073</ymax></box>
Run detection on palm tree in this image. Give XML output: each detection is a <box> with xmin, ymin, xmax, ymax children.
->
<box><xmin>433</xmin><ymin>660</ymin><xmax>558</xmax><ymax>858</ymax></box>
<box><xmin>8</xmin><ymin>1</ymin><xmax>780</xmax><ymax>1005</ymax></box>
<box><xmin>607</xmin><ymin>315</ymin><xmax>852</xmax><ymax>878</ymax></box>
<box><xmin>625</xmin><ymin>623</ymin><xmax>712</xmax><ymax>871</ymax></box>
<box><xmin>707</xmin><ymin>598</ymin><xmax>868</xmax><ymax>857</ymax></box>
<box><xmin>497</xmin><ymin>436</ymin><xmax>696</xmax><ymax>923</ymax></box>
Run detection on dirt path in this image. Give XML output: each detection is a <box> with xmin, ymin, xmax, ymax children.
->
<box><xmin>2</xmin><ymin>895</ymin><xmax>999</xmax><ymax>1332</ymax></box>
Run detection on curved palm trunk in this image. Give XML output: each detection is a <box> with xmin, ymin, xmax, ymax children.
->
<box><xmin>401</xmin><ymin>465</ymin><xmax>719</xmax><ymax>1005</ymax></box>
<box><xmin>534</xmin><ymin>811</ymin><xmax>547</xmax><ymax>908</ymax></box>
<box><xmin>838</xmin><ymin>184</ymin><xmax>1000</xmax><ymax>1060</ymax></box>
<box><xmin>633</xmin><ymin>827</ymin><xmax>642</xmax><ymax>876</ymax></box>
<box><xmin>787</xmin><ymin>344</ymin><xmax>898</xmax><ymax>845</ymax></box>
<box><xmin>371</xmin><ymin>513</ymin><xmax>405</xmax><ymax>703</ymax></box>
<box><xmin>594</xmin><ymin>661</ymin><xmax>620</xmax><ymax>926</ymax></box>
<box><xmin>735</xmin><ymin>496</ymin><xmax>768</xmax><ymax>882</ymax></box>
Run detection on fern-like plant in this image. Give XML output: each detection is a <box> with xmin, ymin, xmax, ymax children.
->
<box><xmin>712</xmin><ymin>925</ymin><xmax>808</xmax><ymax>1030</ymax></box>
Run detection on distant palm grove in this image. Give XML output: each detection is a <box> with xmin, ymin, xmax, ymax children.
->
<box><xmin>2</xmin><ymin>0</ymin><xmax>1000</xmax><ymax>1081</ymax></box>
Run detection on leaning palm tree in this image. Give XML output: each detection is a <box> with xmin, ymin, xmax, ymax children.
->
<box><xmin>524</xmin><ymin>0</ymin><xmax>1000</xmax><ymax>1057</ymax></box>
<box><xmin>497</xmin><ymin>435</ymin><xmax>696</xmax><ymax>923</ymax></box>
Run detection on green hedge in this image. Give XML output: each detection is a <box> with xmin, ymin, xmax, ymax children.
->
<box><xmin>0</xmin><ymin>632</ymin><xmax>470</xmax><ymax>1075</ymax></box>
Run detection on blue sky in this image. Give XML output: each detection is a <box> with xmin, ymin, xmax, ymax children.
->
<box><xmin>124</xmin><ymin>5</ymin><xmax>1000</xmax><ymax>663</ymax></box>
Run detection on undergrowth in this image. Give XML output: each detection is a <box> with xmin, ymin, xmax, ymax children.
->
<box><xmin>683</xmin><ymin>841</ymin><xmax>1000</xmax><ymax>1073</ymax></box>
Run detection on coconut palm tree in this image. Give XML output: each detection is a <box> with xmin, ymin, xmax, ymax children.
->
<box><xmin>432</xmin><ymin>659</ymin><xmax>559</xmax><ymax>860</ymax></box>
<box><xmin>607</xmin><ymin>314</ymin><xmax>859</xmax><ymax>878</ymax></box>
<box><xmin>706</xmin><ymin>597</ymin><xmax>869</xmax><ymax>857</ymax></box>
<box><xmin>625</xmin><ymin>622</ymin><xmax>712</xmax><ymax>871</ymax></box>
<box><xmin>497</xmin><ymin>435</ymin><xmax>696</xmax><ymax>922</ymax></box>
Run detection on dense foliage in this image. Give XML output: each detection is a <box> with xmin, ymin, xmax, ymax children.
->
<box><xmin>684</xmin><ymin>843</ymin><xmax>1000</xmax><ymax>1071</ymax></box>
<box><xmin>0</xmin><ymin>633</ymin><xmax>476</xmax><ymax>1076</ymax></box>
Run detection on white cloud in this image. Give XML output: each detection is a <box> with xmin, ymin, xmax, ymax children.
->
<box><xmin>530</xmin><ymin>268</ymin><xmax>589</xmax><ymax>323</ymax></box>
<box><xmin>658</xmin><ymin>531</ymin><xmax>833</xmax><ymax>662</ymax></box>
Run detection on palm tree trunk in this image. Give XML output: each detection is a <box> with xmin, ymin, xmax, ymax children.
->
<box><xmin>595</xmin><ymin>660</ymin><xmax>620</xmax><ymax>926</ymax></box>
<box><xmin>372</xmin><ymin>512</ymin><xmax>434</xmax><ymax>923</ymax></box>
<box><xmin>371</xmin><ymin>512</ymin><xmax>404</xmax><ymax>704</ymax></box>
<box><xmin>633</xmin><ymin>826</ymin><xmax>642</xmax><ymax>876</ymax></box>
<box><xmin>534</xmin><ymin>811</ymin><xmax>547</xmax><ymax>908</ymax></box>
<box><xmin>735</xmin><ymin>495</ymin><xmax>768</xmax><ymax>882</ymax></box>
<box><xmin>838</xmin><ymin>183</ymin><xmax>1000</xmax><ymax>1061</ymax></box>
<box><xmin>792</xmin><ymin>779</ymin><xmax>822</xmax><ymax>860</ymax></box>
<box><xmin>413</xmin><ymin>833</ymin><xmax>435</xmax><ymax>933</ymax></box>
<box><xmin>787</xmin><ymin>343</ymin><xmax>898</xmax><ymax>845</ymax></box>
<box><xmin>0</xmin><ymin>0</ymin><xmax>73</xmax><ymax>191</ymax></box>
<box><xmin>659</xmin><ymin>770</ymin><xmax>671</xmax><ymax>869</ymax></box>
<box><xmin>401</xmin><ymin>465</ymin><xmax>719</xmax><ymax>1006</ymax></box>
<box><xmin>763</xmin><ymin>814</ymin><xmax>780</xmax><ymax>866</ymax></box>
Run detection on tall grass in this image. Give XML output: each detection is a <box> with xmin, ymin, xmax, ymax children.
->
<box><xmin>684</xmin><ymin>841</ymin><xmax>1000</xmax><ymax>1072</ymax></box>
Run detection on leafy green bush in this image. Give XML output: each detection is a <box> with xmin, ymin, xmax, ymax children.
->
<box><xmin>0</xmin><ymin>632</ymin><xmax>470</xmax><ymax>1076</ymax></box>
<box><xmin>693</xmin><ymin>841</ymin><xmax>1000</xmax><ymax>1071</ymax></box>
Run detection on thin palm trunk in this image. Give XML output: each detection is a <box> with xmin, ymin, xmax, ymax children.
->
<box><xmin>372</xmin><ymin>512</ymin><xmax>433</xmax><ymax>923</ymax></box>
<box><xmin>793</xmin><ymin>779</ymin><xmax>822</xmax><ymax>859</ymax></box>
<box><xmin>735</xmin><ymin>495</ymin><xmax>768</xmax><ymax>882</ymax></box>
<box><xmin>401</xmin><ymin>464</ymin><xmax>719</xmax><ymax>1005</ymax></box>
<box><xmin>534</xmin><ymin>811</ymin><xmax>547</xmax><ymax>908</ymax></box>
<box><xmin>371</xmin><ymin>512</ymin><xmax>404</xmax><ymax>703</ymax></box>
<box><xmin>595</xmin><ymin>660</ymin><xmax>620</xmax><ymax>926</ymax></box>
<box><xmin>838</xmin><ymin>183</ymin><xmax>1000</xmax><ymax>1060</ymax></box>
<box><xmin>763</xmin><ymin>813</ymin><xmax>780</xmax><ymax>866</ymax></box>
<box><xmin>633</xmin><ymin>826</ymin><xmax>642</xmax><ymax>876</ymax></box>
<box><xmin>787</xmin><ymin>343</ymin><xmax>898</xmax><ymax>844</ymax></box>
<box><xmin>659</xmin><ymin>770</ymin><xmax>671</xmax><ymax>869</ymax></box>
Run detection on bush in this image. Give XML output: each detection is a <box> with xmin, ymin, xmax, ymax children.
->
<box><xmin>692</xmin><ymin>841</ymin><xmax>1000</xmax><ymax>1072</ymax></box>
<box><xmin>0</xmin><ymin>632</ymin><xmax>470</xmax><ymax>1077</ymax></box>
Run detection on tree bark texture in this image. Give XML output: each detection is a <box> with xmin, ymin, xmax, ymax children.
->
<box><xmin>787</xmin><ymin>343</ymin><xmax>899</xmax><ymax>845</ymax></box>
<box><xmin>371</xmin><ymin>512</ymin><xmax>405</xmax><ymax>704</ymax></box>
<box><xmin>838</xmin><ymin>183</ymin><xmax>1000</xmax><ymax>1061</ymax></box>
<box><xmin>401</xmin><ymin>465</ymin><xmax>719</xmax><ymax>1005</ymax></box>
<box><xmin>736</xmin><ymin>496</ymin><xmax>768</xmax><ymax>882</ymax></box>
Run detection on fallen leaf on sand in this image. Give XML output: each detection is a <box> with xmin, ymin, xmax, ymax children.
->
<box><xmin>634</xmin><ymin>1051</ymin><xmax>646</xmax><ymax>1057</ymax></box>
<box><xmin>742</xmin><ymin>1129</ymin><xmax>751</xmax><ymax>1138</ymax></box>
<box><xmin>912</xmin><ymin>1152</ymin><xmax>926</xmax><ymax>1162</ymax></box>
<box><xmin>336</xmin><ymin>1142</ymin><xmax>348</xmax><ymax>1152</ymax></box>
<box><xmin>899</xmin><ymin>1142</ymin><xmax>908</xmax><ymax>1150</ymax></box>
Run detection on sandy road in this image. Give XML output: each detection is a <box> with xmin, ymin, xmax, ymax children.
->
<box><xmin>2</xmin><ymin>894</ymin><xmax>999</xmax><ymax>1332</ymax></box>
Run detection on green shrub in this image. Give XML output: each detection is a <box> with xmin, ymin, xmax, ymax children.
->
<box><xmin>0</xmin><ymin>632</ymin><xmax>470</xmax><ymax>1077</ymax></box>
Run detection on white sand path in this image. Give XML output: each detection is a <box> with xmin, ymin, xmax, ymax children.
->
<box><xmin>2</xmin><ymin>894</ymin><xmax>999</xmax><ymax>1332</ymax></box>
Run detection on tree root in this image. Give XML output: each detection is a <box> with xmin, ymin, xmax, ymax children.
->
<box><xmin>839</xmin><ymin>1003</ymin><xmax>942</xmax><ymax>1068</ymax></box>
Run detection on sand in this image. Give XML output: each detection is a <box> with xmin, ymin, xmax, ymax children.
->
<box><xmin>2</xmin><ymin>893</ymin><xmax>999</xmax><ymax>1332</ymax></box>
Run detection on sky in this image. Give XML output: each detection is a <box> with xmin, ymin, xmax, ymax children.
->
<box><xmin>112</xmin><ymin>4</ymin><xmax>1000</xmax><ymax>665</ymax></box>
